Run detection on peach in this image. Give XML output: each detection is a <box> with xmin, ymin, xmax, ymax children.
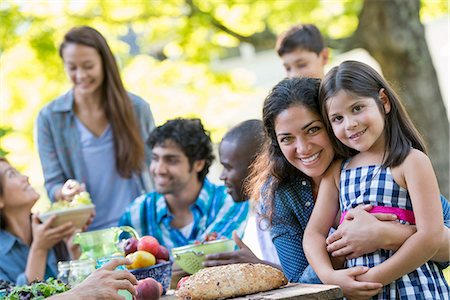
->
<box><xmin>155</xmin><ymin>245</ymin><xmax>170</xmax><ymax>261</ymax></box>
<box><xmin>136</xmin><ymin>278</ymin><xmax>161</xmax><ymax>300</ymax></box>
<box><xmin>126</xmin><ymin>250</ymin><xmax>156</xmax><ymax>270</ymax></box>
<box><xmin>137</xmin><ymin>236</ymin><xmax>160</xmax><ymax>256</ymax></box>
<box><xmin>124</xmin><ymin>237</ymin><xmax>138</xmax><ymax>256</ymax></box>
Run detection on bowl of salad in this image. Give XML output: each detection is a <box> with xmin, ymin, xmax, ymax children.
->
<box><xmin>38</xmin><ymin>192</ymin><xmax>95</xmax><ymax>229</ymax></box>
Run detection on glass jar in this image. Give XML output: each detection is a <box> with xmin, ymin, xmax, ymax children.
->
<box><xmin>57</xmin><ymin>261</ymin><xmax>71</xmax><ymax>285</ymax></box>
<box><xmin>69</xmin><ymin>259</ymin><xmax>96</xmax><ymax>287</ymax></box>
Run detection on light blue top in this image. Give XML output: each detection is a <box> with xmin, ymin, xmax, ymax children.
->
<box><xmin>36</xmin><ymin>90</ymin><xmax>154</xmax><ymax>202</ymax></box>
<box><xmin>119</xmin><ymin>178</ymin><xmax>250</xmax><ymax>250</ymax></box>
<box><xmin>75</xmin><ymin>118</ymin><xmax>140</xmax><ymax>230</ymax></box>
<box><xmin>0</xmin><ymin>230</ymin><xmax>58</xmax><ymax>285</ymax></box>
<box><xmin>36</xmin><ymin>90</ymin><xmax>155</xmax><ymax>229</ymax></box>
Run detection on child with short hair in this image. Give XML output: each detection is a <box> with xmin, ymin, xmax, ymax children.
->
<box><xmin>276</xmin><ymin>24</ymin><xmax>328</xmax><ymax>79</ymax></box>
<box><xmin>304</xmin><ymin>60</ymin><xmax>449</xmax><ymax>299</ymax></box>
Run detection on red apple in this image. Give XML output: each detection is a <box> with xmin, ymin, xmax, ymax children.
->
<box><xmin>155</xmin><ymin>245</ymin><xmax>170</xmax><ymax>261</ymax></box>
<box><xmin>124</xmin><ymin>237</ymin><xmax>139</xmax><ymax>255</ymax></box>
<box><xmin>137</xmin><ymin>236</ymin><xmax>160</xmax><ymax>256</ymax></box>
<box><xmin>136</xmin><ymin>278</ymin><xmax>161</xmax><ymax>300</ymax></box>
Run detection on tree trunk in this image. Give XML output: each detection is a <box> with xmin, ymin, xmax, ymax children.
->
<box><xmin>352</xmin><ymin>0</ymin><xmax>449</xmax><ymax>198</ymax></box>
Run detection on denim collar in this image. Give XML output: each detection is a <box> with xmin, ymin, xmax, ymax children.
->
<box><xmin>0</xmin><ymin>230</ymin><xmax>21</xmax><ymax>255</ymax></box>
<box><xmin>51</xmin><ymin>89</ymin><xmax>74</xmax><ymax>113</ymax></box>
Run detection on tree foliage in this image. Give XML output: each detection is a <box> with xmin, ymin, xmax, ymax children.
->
<box><xmin>0</xmin><ymin>0</ymin><xmax>448</xmax><ymax>195</ymax></box>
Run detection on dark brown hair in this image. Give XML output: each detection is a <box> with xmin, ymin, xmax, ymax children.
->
<box><xmin>319</xmin><ymin>60</ymin><xmax>426</xmax><ymax>167</ymax></box>
<box><xmin>60</xmin><ymin>26</ymin><xmax>145</xmax><ymax>178</ymax></box>
<box><xmin>0</xmin><ymin>157</ymin><xmax>69</xmax><ymax>261</ymax></box>
<box><xmin>147</xmin><ymin>118</ymin><xmax>215</xmax><ymax>182</ymax></box>
<box><xmin>246</xmin><ymin>77</ymin><xmax>322</xmax><ymax>225</ymax></box>
<box><xmin>276</xmin><ymin>24</ymin><xmax>325</xmax><ymax>57</ymax></box>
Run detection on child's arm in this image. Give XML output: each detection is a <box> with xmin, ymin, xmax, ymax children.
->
<box><xmin>304</xmin><ymin>161</ymin><xmax>382</xmax><ymax>298</ymax></box>
<box><xmin>356</xmin><ymin>149</ymin><xmax>445</xmax><ymax>285</ymax></box>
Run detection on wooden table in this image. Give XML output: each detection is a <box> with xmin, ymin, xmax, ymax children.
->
<box><xmin>163</xmin><ymin>283</ymin><xmax>343</xmax><ymax>299</ymax></box>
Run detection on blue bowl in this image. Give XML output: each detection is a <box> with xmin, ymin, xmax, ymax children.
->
<box><xmin>129</xmin><ymin>260</ymin><xmax>172</xmax><ymax>294</ymax></box>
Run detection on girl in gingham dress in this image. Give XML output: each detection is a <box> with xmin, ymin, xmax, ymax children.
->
<box><xmin>304</xmin><ymin>61</ymin><xmax>449</xmax><ymax>299</ymax></box>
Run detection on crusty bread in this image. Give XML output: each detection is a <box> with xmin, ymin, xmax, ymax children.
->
<box><xmin>176</xmin><ymin>263</ymin><xmax>288</xmax><ymax>300</ymax></box>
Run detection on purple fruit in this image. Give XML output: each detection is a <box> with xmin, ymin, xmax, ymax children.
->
<box><xmin>124</xmin><ymin>237</ymin><xmax>138</xmax><ymax>256</ymax></box>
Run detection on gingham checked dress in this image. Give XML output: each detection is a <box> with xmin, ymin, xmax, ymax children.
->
<box><xmin>340</xmin><ymin>160</ymin><xmax>450</xmax><ymax>299</ymax></box>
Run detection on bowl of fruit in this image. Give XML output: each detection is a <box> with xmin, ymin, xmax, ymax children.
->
<box><xmin>38</xmin><ymin>191</ymin><xmax>95</xmax><ymax>229</ymax></box>
<box><xmin>171</xmin><ymin>232</ymin><xmax>236</xmax><ymax>274</ymax></box>
<box><xmin>123</xmin><ymin>236</ymin><xmax>172</xmax><ymax>294</ymax></box>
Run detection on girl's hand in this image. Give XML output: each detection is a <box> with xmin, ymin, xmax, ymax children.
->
<box><xmin>327</xmin><ymin>267</ymin><xmax>382</xmax><ymax>300</ymax></box>
<box><xmin>326</xmin><ymin>205</ymin><xmax>397</xmax><ymax>259</ymax></box>
<box><xmin>203</xmin><ymin>231</ymin><xmax>262</xmax><ymax>267</ymax></box>
<box><xmin>31</xmin><ymin>214</ymin><xmax>76</xmax><ymax>251</ymax></box>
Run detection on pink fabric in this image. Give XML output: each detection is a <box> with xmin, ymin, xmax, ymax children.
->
<box><xmin>340</xmin><ymin>206</ymin><xmax>416</xmax><ymax>225</ymax></box>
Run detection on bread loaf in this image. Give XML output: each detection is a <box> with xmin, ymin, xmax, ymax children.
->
<box><xmin>176</xmin><ymin>263</ymin><xmax>288</xmax><ymax>300</ymax></box>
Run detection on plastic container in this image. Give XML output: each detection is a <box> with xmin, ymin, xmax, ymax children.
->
<box><xmin>172</xmin><ymin>239</ymin><xmax>235</xmax><ymax>274</ymax></box>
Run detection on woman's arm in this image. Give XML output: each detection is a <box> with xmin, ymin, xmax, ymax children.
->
<box><xmin>327</xmin><ymin>197</ymin><xmax>450</xmax><ymax>262</ymax></box>
<box><xmin>356</xmin><ymin>150</ymin><xmax>445</xmax><ymax>285</ymax></box>
<box><xmin>36</xmin><ymin>110</ymin><xmax>66</xmax><ymax>202</ymax></box>
<box><xmin>26</xmin><ymin>215</ymin><xmax>76</xmax><ymax>283</ymax></box>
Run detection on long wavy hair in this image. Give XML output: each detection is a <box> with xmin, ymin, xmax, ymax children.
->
<box><xmin>59</xmin><ymin>26</ymin><xmax>145</xmax><ymax>178</ymax></box>
<box><xmin>319</xmin><ymin>60</ymin><xmax>426</xmax><ymax>167</ymax></box>
<box><xmin>246</xmin><ymin>77</ymin><xmax>322</xmax><ymax>225</ymax></box>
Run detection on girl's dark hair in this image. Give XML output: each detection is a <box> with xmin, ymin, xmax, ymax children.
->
<box><xmin>319</xmin><ymin>60</ymin><xmax>426</xmax><ymax>167</ymax></box>
<box><xmin>247</xmin><ymin>77</ymin><xmax>321</xmax><ymax>225</ymax></box>
<box><xmin>59</xmin><ymin>26</ymin><xmax>145</xmax><ymax>178</ymax></box>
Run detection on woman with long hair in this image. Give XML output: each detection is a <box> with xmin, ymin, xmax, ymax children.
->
<box><xmin>0</xmin><ymin>158</ymin><xmax>75</xmax><ymax>285</ymax></box>
<box><xmin>246</xmin><ymin>76</ymin><xmax>450</xmax><ymax>298</ymax></box>
<box><xmin>37</xmin><ymin>26</ymin><xmax>155</xmax><ymax>230</ymax></box>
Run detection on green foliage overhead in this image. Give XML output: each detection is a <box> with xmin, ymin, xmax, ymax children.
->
<box><xmin>0</xmin><ymin>0</ymin><xmax>447</xmax><ymax>182</ymax></box>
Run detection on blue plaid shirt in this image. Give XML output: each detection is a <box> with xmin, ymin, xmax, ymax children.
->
<box><xmin>119</xmin><ymin>178</ymin><xmax>250</xmax><ymax>250</ymax></box>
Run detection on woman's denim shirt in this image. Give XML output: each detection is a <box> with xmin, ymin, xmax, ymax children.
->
<box><xmin>36</xmin><ymin>90</ymin><xmax>155</xmax><ymax>202</ymax></box>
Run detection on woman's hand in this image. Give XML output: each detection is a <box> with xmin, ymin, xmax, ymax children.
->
<box><xmin>326</xmin><ymin>205</ymin><xmax>397</xmax><ymax>259</ymax></box>
<box><xmin>31</xmin><ymin>214</ymin><xmax>76</xmax><ymax>251</ymax></box>
<box><xmin>55</xmin><ymin>179</ymin><xmax>86</xmax><ymax>201</ymax></box>
<box><xmin>203</xmin><ymin>231</ymin><xmax>262</xmax><ymax>267</ymax></box>
<box><xmin>327</xmin><ymin>267</ymin><xmax>382</xmax><ymax>300</ymax></box>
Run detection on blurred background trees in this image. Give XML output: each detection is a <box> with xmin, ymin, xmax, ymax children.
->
<box><xmin>0</xmin><ymin>0</ymin><xmax>448</xmax><ymax>197</ymax></box>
